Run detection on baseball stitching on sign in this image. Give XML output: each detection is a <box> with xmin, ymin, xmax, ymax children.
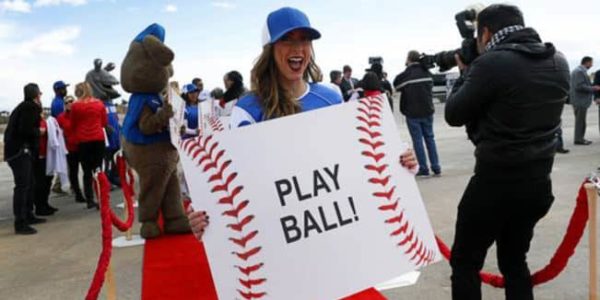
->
<box><xmin>356</xmin><ymin>96</ymin><xmax>436</xmax><ymax>267</ymax></box>
<box><xmin>182</xmin><ymin>134</ymin><xmax>267</xmax><ymax>299</ymax></box>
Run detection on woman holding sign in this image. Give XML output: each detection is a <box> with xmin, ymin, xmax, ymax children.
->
<box><xmin>188</xmin><ymin>6</ymin><xmax>417</xmax><ymax>244</ymax></box>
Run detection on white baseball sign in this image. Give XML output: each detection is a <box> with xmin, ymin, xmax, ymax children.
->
<box><xmin>179</xmin><ymin>95</ymin><xmax>440</xmax><ymax>300</ymax></box>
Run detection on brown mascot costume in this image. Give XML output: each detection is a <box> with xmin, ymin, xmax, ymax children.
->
<box><xmin>120</xmin><ymin>23</ymin><xmax>190</xmax><ymax>239</ymax></box>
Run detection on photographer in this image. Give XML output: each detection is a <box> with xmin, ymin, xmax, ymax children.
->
<box><xmin>393</xmin><ymin>50</ymin><xmax>441</xmax><ymax>177</ymax></box>
<box><xmin>444</xmin><ymin>4</ymin><xmax>569</xmax><ymax>300</ymax></box>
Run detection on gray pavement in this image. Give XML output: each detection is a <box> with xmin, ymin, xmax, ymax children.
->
<box><xmin>1</xmin><ymin>102</ymin><xmax>599</xmax><ymax>299</ymax></box>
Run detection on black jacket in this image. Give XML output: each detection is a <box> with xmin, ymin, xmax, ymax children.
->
<box><xmin>594</xmin><ymin>70</ymin><xmax>600</xmax><ymax>99</ymax></box>
<box><xmin>4</xmin><ymin>100</ymin><xmax>41</xmax><ymax>161</ymax></box>
<box><xmin>340</xmin><ymin>77</ymin><xmax>359</xmax><ymax>102</ymax></box>
<box><xmin>445</xmin><ymin>28</ymin><xmax>570</xmax><ymax>176</ymax></box>
<box><xmin>393</xmin><ymin>63</ymin><xmax>434</xmax><ymax>118</ymax></box>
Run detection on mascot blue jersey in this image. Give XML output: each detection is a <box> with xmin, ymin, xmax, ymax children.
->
<box><xmin>122</xmin><ymin>93</ymin><xmax>170</xmax><ymax>145</ymax></box>
<box><xmin>230</xmin><ymin>83</ymin><xmax>342</xmax><ymax>128</ymax></box>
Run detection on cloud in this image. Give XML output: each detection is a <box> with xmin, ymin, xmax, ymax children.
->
<box><xmin>34</xmin><ymin>0</ymin><xmax>87</xmax><ymax>6</ymax></box>
<box><xmin>0</xmin><ymin>26</ymin><xmax>81</xmax><ymax>59</ymax></box>
<box><xmin>164</xmin><ymin>4</ymin><xmax>177</xmax><ymax>13</ymax></box>
<box><xmin>0</xmin><ymin>0</ymin><xmax>32</xmax><ymax>13</ymax></box>
<box><xmin>211</xmin><ymin>1</ymin><xmax>235</xmax><ymax>9</ymax></box>
<box><xmin>0</xmin><ymin>22</ymin><xmax>15</xmax><ymax>38</ymax></box>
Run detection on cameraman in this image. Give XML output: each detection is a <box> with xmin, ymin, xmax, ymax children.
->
<box><xmin>393</xmin><ymin>50</ymin><xmax>441</xmax><ymax>177</ymax></box>
<box><xmin>444</xmin><ymin>4</ymin><xmax>569</xmax><ymax>300</ymax></box>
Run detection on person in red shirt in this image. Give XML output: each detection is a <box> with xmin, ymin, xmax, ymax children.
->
<box><xmin>70</xmin><ymin>82</ymin><xmax>107</xmax><ymax>209</ymax></box>
<box><xmin>57</xmin><ymin>95</ymin><xmax>85</xmax><ymax>204</ymax></box>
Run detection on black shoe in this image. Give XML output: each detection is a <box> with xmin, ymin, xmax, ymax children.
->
<box><xmin>87</xmin><ymin>201</ymin><xmax>99</xmax><ymax>210</ymax></box>
<box><xmin>574</xmin><ymin>140</ymin><xmax>592</xmax><ymax>145</ymax></box>
<box><xmin>27</xmin><ymin>216</ymin><xmax>46</xmax><ymax>224</ymax></box>
<box><xmin>75</xmin><ymin>196</ymin><xmax>86</xmax><ymax>203</ymax></box>
<box><xmin>416</xmin><ymin>170</ymin><xmax>430</xmax><ymax>177</ymax></box>
<box><xmin>35</xmin><ymin>208</ymin><xmax>55</xmax><ymax>216</ymax></box>
<box><xmin>432</xmin><ymin>170</ymin><xmax>442</xmax><ymax>177</ymax></box>
<box><xmin>556</xmin><ymin>148</ymin><xmax>570</xmax><ymax>154</ymax></box>
<box><xmin>15</xmin><ymin>225</ymin><xmax>37</xmax><ymax>235</ymax></box>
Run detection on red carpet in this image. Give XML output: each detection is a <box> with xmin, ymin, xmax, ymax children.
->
<box><xmin>142</xmin><ymin>233</ymin><xmax>386</xmax><ymax>300</ymax></box>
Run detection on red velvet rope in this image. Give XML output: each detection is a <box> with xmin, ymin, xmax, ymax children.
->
<box><xmin>112</xmin><ymin>156</ymin><xmax>135</xmax><ymax>232</ymax></box>
<box><xmin>85</xmin><ymin>172</ymin><xmax>113</xmax><ymax>300</ymax></box>
<box><xmin>85</xmin><ymin>158</ymin><xmax>137</xmax><ymax>299</ymax></box>
<box><xmin>436</xmin><ymin>181</ymin><xmax>590</xmax><ymax>288</ymax></box>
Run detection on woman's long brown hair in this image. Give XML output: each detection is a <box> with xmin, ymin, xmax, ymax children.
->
<box><xmin>250</xmin><ymin>44</ymin><xmax>323</xmax><ymax>119</ymax></box>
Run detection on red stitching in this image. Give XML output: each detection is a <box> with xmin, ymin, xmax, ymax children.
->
<box><xmin>365</xmin><ymin>164</ymin><xmax>388</xmax><ymax>175</ymax></box>
<box><xmin>359</xmin><ymin>138</ymin><xmax>385</xmax><ymax>151</ymax></box>
<box><xmin>183</xmin><ymin>134</ymin><xmax>266</xmax><ymax>297</ymax></box>
<box><xmin>357</xmin><ymin>95</ymin><xmax>435</xmax><ymax>267</ymax></box>
<box><xmin>237</xmin><ymin>290</ymin><xmax>267</xmax><ymax>300</ymax></box>
<box><xmin>223</xmin><ymin>200</ymin><xmax>250</xmax><ymax>218</ymax></box>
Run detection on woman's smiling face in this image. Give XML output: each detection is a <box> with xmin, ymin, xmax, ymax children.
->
<box><xmin>273</xmin><ymin>29</ymin><xmax>313</xmax><ymax>85</ymax></box>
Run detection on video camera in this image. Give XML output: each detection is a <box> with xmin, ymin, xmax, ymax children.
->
<box><xmin>419</xmin><ymin>8</ymin><xmax>480</xmax><ymax>72</ymax></box>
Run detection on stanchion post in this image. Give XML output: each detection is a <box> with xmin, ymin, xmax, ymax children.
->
<box><xmin>585</xmin><ymin>183</ymin><xmax>598</xmax><ymax>300</ymax></box>
<box><xmin>124</xmin><ymin>197</ymin><xmax>133</xmax><ymax>241</ymax></box>
<box><xmin>106</xmin><ymin>262</ymin><xmax>117</xmax><ymax>300</ymax></box>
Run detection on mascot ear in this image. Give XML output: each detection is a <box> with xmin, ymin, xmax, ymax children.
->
<box><xmin>143</xmin><ymin>35</ymin><xmax>174</xmax><ymax>67</ymax></box>
<box><xmin>104</xmin><ymin>62</ymin><xmax>116</xmax><ymax>72</ymax></box>
<box><xmin>94</xmin><ymin>58</ymin><xmax>102</xmax><ymax>71</ymax></box>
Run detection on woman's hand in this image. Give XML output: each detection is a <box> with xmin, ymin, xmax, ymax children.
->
<box><xmin>399</xmin><ymin>148</ymin><xmax>419</xmax><ymax>175</ymax></box>
<box><xmin>187</xmin><ymin>205</ymin><xmax>209</xmax><ymax>241</ymax></box>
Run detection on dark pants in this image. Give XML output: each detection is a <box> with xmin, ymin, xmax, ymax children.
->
<box><xmin>8</xmin><ymin>150</ymin><xmax>35</xmax><ymax>227</ymax></box>
<box><xmin>104</xmin><ymin>148</ymin><xmax>121</xmax><ymax>186</ymax></box>
<box><xmin>450</xmin><ymin>175</ymin><xmax>553</xmax><ymax>300</ymax></box>
<box><xmin>33</xmin><ymin>157</ymin><xmax>53</xmax><ymax>211</ymax></box>
<box><xmin>573</xmin><ymin>106</ymin><xmax>588</xmax><ymax>143</ymax></box>
<box><xmin>67</xmin><ymin>151</ymin><xmax>84</xmax><ymax>200</ymax></box>
<box><xmin>556</xmin><ymin>126</ymin><xmax>565</xmax><ymax>150</ymax></box>
<box><xmin>79</xmin><ymin>141</ymin><xmax>105</xmax><ymax>202</ymax></box>
<box><xmin>406</xmin><ymin>115</ymin><xmax>441</xmax><ymax>174</ymax></box>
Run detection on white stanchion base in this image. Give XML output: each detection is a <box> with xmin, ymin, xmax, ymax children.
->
<box><xmin>375</xmin><ymin>271</ymin><xmax>421</xmax><ymax>291</ymax></box>
<box><xmin>116</xmin><ymin>201</ymin><xmax>139</xmax><ymax>209</ymax></box>
<box><xmin>112</xmin><ymin>235</ymin><xmax>145</xmax><ymax>248</ymax></box>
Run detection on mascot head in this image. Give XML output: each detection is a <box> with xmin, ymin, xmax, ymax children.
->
<box><xmin>85</xmin><ymin>58</ymin><xmax>120</xmax><ymax>100</ymax></box>
<box><xmin>120</xmin><ymin>23</ymin><xmax>174</xmax><ymax>94</ymax></box>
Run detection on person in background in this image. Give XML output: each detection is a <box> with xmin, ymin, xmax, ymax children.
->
<box><xmin>103</xmin><ymin>95</ymin><xmax>122</xmax><ymax>187</ymax></box>
<box><xmin>394</xmin><ymin>50</ymin><xmax>441</xmax><ymax>177</ymax></box>
<box><xmin>192</xmin><ymin>77</ymin><xmax>211</xmax><ymax>103</ymax></box>
<box><xmin>340</xmin><ymin>65</ymin><xmax>361</xmax><ymax>101</ymax></box>
<box><xmin>50</xmin><ymin>80</ymin><xmax>70</xmax><ymax>194</ymax></box>
<box><xmin>360</xmin><ymin>71</ymin><xmax>383</xmax><ymax>98</ymax></box>
<box><xmin>57</xmin><ymin>95</ymin><xmax>86</xmax><ymax>203</ymax></box>
<box><xmin>570</xmin><ymin>56</ymin><xmax>600</xmax><ymax>145</ymax></box>
<box><xmin>445</xmin><ymin>4</ymin><xmax>569</xmax><ymax>299</ymax></box>
<box><xmin>324</xmin><ymin>70</ymin><xmax>343</xmax><ymax>97</ymax></box>
<box><xmin>219</xmin><ymin>70</ymin><xmax>247</xmax><ymax>116</ymax></box>
<box><xmin>594</xmin><ymin>69</ymin><xmax>600</xmax><ymax>134</ymax></box>
<box><xmin>70</xmin><ymin>82</ymin><xmax>107</xmax><ymax>209</ymax></box>
<box><xmin>33</xmin><ymin>109</ymin><xmax>57</xmax><ymax>216</ymax></box>
<box><xmin>369</xmin><ymin>62</ymin><xmax>394</xmax><ymax>109</ymax></box>
<box><xmin>4</xmin><ymin>83</ymin><xmax>46</xmax><ymax>234</ymax></box>
<box><xmin>181</xmin><ymin>83</ymin><xmax>201</xmax><ymax>139</ymax></box>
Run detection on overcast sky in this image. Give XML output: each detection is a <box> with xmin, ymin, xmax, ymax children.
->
<box><xmin>0</xmin><ymin>0</ymin><xmax>599</xmax><ymax>110</ymax></box>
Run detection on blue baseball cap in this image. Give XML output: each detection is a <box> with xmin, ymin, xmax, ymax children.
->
<box><xmin>262</xmin><ymin>7</ymin><xmax>321</xmax><ymax>46</ymax></box>
<box><xmin>53</xmin><ymin>80</ymin><xmax>69</xmax><ymax>90</ymax></box>
<box><xmin>182</xmin><ymin>83</ymin><xmax>200</xmax><ymax>94</ymax></box>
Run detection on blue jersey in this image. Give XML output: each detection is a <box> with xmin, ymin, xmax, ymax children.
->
<box><xmin>230</xmin><ymin>83</ymin><xmax>342</xmax><ymax>128</ymax></box>
<box><xmin>184</xmin><ymin>105</ymin><xmax>199</xmax><ymax>130</ymax></box>
<box><xmin>50</xmin><ymin>96</ymin><xmax>64</xmax><ymax>118</ymax></box>
<box><xmin>103</xmin><ymin>100</ymin><xmax>121</xmax><ymax>151</ymax></box>
<box><xmin>122</xmin><ymin>93</ymin><xmax>170</xmax><ymax>145</ymax></box>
